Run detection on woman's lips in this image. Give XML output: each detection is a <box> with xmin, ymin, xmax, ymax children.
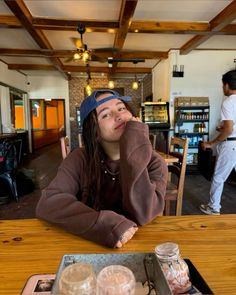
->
<box><xmin>115</xmin><ymin>122</ymin><xmax>126</xmax><ymax>129</ymax></box>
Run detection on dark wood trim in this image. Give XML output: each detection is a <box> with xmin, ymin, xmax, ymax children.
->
<box><xmin>180</xmin><ymin>0</ymin><xmax>236</xmax><ymax>54</ymax></box>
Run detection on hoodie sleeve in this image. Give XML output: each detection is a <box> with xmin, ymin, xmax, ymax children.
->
<box><xmin>119</xmin><ymin>121</ymin><xmax>168</xmax><ymax>225</ymax></box>
<box><xmin>36</xmin><ymin>149</ymin><xmax>136</xmax><ymax>248</ymax></box>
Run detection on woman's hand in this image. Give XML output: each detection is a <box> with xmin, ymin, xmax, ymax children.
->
<box><xmin>115</xmin><ymin>226</ymin><xmax>138</xmax><ymax>248</ymax></box>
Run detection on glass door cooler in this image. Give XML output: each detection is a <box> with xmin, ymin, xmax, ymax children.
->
<box><xmin>141</xmin><ymin>102</ymin><xmax>170</xmax><ymax>128</ymax></box>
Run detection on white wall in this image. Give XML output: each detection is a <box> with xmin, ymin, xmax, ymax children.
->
<box><xmin>153</xmin><ymin>50</ymin><xmax>236</xmax><ymax>139</ymax></box>
<box><xmin>152</xmin><ymin>58</ymin><xmax>170</xmax><ymax>101</ymax></box>
<box><xmin>0</xmin><ymin>85</ymin><xmax>11</xmax><ymax>132</ymax></box>
<box><xmin>0</xmin><ymin>61</ymin><xmax>70</xmax><ymax>147</ymax></box>
<box><xmin>0</xmin><ymin>61</ymin><xmax>27</xmax><ymax>91</ymax></box>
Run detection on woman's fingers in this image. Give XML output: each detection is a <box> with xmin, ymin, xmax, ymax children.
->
<box><xmin>115</xmin><ymin>241</ymin><xmax>122</xmax><ymax>248</ymax></box>
<box><xmin>115</xmin><ymin>227</ymin><xmax>138</xmax><ymax>248</ymax></box>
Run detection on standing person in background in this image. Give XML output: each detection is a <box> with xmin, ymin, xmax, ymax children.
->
<box><xmin>200</xmin><ymin>70</ymin><xmax>236</xmax><ymax>215</ymax></box>
<box><xmin>36</xmin><ymin>89</ymin><xmax>168</xmax><ymax>248</ymax></box>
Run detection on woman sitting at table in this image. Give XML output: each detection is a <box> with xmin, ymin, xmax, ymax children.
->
<box><xmin>36</xmin><ymin>89</ymin><xmax>168</xmax><ymax>248</ymax></box>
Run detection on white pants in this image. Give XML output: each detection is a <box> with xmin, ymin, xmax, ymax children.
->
<box><xmin>209</xmin><ymin>141</ymin><xmax>236</xmax><ymax>211</ymax></box>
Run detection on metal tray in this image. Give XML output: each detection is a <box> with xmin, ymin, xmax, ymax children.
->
<box><xmin>51</xmin><ymin>253</ymin><xmax>213</xmax><ymax>295</ymax></box>
<box><xmin>51</xmin><ymin>252</ymin><xmax>172</xmax><ymax>295</ymax></box>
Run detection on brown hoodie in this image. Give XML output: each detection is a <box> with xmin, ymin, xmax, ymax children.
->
<box><xmin>36</xmin><ymin>121</ymin><xmax>168</xmax><ymax>247</ymax></box>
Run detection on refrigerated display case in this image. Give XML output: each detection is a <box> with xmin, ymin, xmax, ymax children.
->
<box><xmin>141</xmin><ymin>102</ymin><xmax>172</xmax><ymax>152</ymax></box>
<box><xmin>141</xmin><ymin>102</ymin><xmax>170</xmax><ymax>128</ymax></box>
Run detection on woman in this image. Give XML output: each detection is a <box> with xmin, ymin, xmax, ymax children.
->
<box><xmin>36</xmin><ymin>89</ymin><xmax>168</xmax><ymax>248</ymax></box>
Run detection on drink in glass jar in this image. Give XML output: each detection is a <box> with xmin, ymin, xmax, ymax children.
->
<box><xmin>155</xmin><ymin>242</ymin><xmax>192</xmax><ymax>294</ymax></box>
<box><xmin>96</xmin><ymin>265</ymin><xmax>136</xmax><ymax>295</ymax></box>
<box><xmin>59</xmin><ymin>262</ymin><xmax>96</xmax><ymax>295</ymax></box>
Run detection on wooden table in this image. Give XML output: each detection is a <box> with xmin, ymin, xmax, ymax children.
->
<box><xmin>158</xmin><ymin>151</ymin><xmax>179</xmax><ymax>164</ymax></box>
<box><xmin>1</xmin><ymin>215</ymin><xmax>236</xmax><ymax>295</ymax></box>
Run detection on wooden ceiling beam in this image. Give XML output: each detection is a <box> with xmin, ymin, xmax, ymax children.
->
<box><xmin>180</xmin><ymin>0</ymin><xmax>236</xmax><ymax>54</ymax></box>
<box><xmin>130</xmin><ymin>21</ymin><xmax>236</xmax><ymax>35</ymax></box>
<box><xmin>8</xmin><ymin>64</ymin><xmax>56</xmax><ymax>70</ymax></box>
<box><xmin>2</xmin><ymin>15</ymin><xmax>236</xmax><ymax>35</ymax></box>
<box><xmin>32</xmin><ymin>18</ymin><xmax>119</xmax><ymax>32</ymax></box>
<box><xmin>118</xmin><ymin>50</ymin><xmax>168</xmax><ymax>59</ymax></box>
<box><xmin>7</xmin><ymin>63</ymin><xmax>151</xmax><ymax>74</ymax></box>
<box><xmin>130</xmin><ymin>21</ymin><xmax>210</xmax><ymax>34</ymax></box>
<box><xmin>63</xmin><ymin>65</ymin><xmax>151</xmax><ymax>73</ymax></box>
<box><xmin>0</xmin><ymin>48</ymin><xmax>168</xmax><ymax>59</ymax></box>
<box><xmin>0</xmin><ymin>48</ymin><xmax>75</xmax><ymax>58</ymax></box>
<box><xmin>210</xmin><ymin>0</ymin><xmax>236</xmax><ymax>31</ymax></box>
<box><xmin>111</xmin><ymin>67</ymin><xmax>151</xmax><ymax>73</ymax></box>
<box><xmin>0</xmin><ymin>15</ymin><xmax>21</xmax><ymax>28</ymax></box>
<box><xmin>4</xmin><ymin>0</ymin><xmax>70</xmax><ymax>80</ymax></box>
<box><xmin>221</xmin><ymin>24</ymin><xmax>236</xmax><ymax>34</ymax></box>
<box><xmin>112</xmin><ymin>0</ymin><xmax>138</xmax><ymax>72</ymax></box>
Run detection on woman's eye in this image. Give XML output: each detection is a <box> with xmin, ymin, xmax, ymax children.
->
<box><xmin>101</xmin><ymin>113</ymin><xmax>111</xmax><ymax>119</ymax></box>
<box><xmin>118</xmin><ymin>107</ymin><xmax>127</xmax><ymax>111</ymax></box>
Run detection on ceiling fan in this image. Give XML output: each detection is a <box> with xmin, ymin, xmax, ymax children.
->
<box><xmin>65</xmin><ymin>24</ymin><xmax>116</xmax><ymax>63</ymax></box>
<box><xmin>65</xmin><ymin>24</ymin><xmax>146</xmax><ymax>65</ymax></box>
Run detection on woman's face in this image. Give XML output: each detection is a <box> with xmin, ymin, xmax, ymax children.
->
<box><xmin>96</xmin><ymin>93</ymin><xmax>133</xmax><ymax>142</ymax></box>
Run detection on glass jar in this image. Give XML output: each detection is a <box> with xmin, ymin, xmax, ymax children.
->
<box><xmin>155</xmin><ymin>242</ymin><xmax>191</xmax><ymax>294</ymax></box>
<box><xmin>96</xmin><ymin>265</ymin><xmax>136</xmax><ymax>295</ymax></box>
<box><xmin>59</xmin><ymin>262</ymin><xmax>96</xmax><ymax>295</ymax></box>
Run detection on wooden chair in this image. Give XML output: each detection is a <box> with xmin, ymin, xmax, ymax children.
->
<box><xmin>164</xmin><ymin>137</ymin><xmax>188</xmax><ymax>216</ymax></box>
<box><xmin>60</xmin><ymin>136</ymin><xmax>70</xmax><ymax>159</ymax></box>
<box><xmin>0</xmin><ymin>140</ymin><xmax>20</xmax><ymax>201</ymax></box>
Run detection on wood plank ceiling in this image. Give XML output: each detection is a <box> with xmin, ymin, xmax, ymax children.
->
<box><xmin>0</xmin><ymin>0</ymin><xmax>236</xmax><ymax>80</ymax></box>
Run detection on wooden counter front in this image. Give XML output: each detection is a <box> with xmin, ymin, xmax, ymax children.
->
<box><xmin>0</xmin><ymin>215</ymin><xmax>236</xmax><ymax>294</ymax></box>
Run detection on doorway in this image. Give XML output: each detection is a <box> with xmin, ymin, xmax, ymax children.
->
<box><xmin>30</xmin><ymin>99</ymin><xmax>65</xmax><ymax>150</ymax></box>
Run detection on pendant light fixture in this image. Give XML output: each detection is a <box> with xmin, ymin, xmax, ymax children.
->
<box><xmin>85</xmin><ymin>80</ymin><xmax>92</xmax><ymax>95</ymax></box>
<box><xmin>132</xmin><ymin>74</ymin><xmax>139</xmax><ymax>90</ymax></box>
<box><xmin>132</xmin><ymin>61</ymin><xmax>139</xmax><ymax>90</ymax></box>
<box><xmin>85</xmin><ymin>63</ymin><xmax>92</xmax><ymax>95</ymax></box>
<box><xmin>108</xmin><ymin>80</ymin><xmax>115</xmax><ymax>89</ymax></box>
<box><xmin>108</xmin><ymin>73</ymin><xmax>115</xmax><ymax>89</ymax></box>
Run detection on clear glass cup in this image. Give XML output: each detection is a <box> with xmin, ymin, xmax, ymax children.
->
<box><xmin>96</xmin><ymin>265</ymin><xmax>136</xmax><ymax>295</ymax></box>
<box><xmin>59</xmin><ymin>262</ymin><xmax>96</xmax><ymax>295</ymax></box>
<box><xmin>155</xmin><ymin>242</ymin><xmax>192</xmax><ymax>295</ymax></box>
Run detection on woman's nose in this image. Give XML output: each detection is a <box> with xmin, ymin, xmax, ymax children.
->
<box><xmin>114</xmin><ymin>111</ymin><xmax>122</xmax><ymax>121</ymax></box>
